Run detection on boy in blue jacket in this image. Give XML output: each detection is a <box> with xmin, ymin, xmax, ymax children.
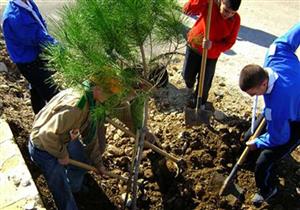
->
<box><xmin>2</xmin><ymin>0</ymin><xmax>59</xmax><ymax>114</ymax></box>
<box><xmin>239</xmin><ymin>22</ymin><xmax>300</xmax><ymax>206</ymax></box>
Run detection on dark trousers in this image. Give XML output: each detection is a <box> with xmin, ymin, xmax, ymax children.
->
<box><xmin>182</xmin><ymin>46</ymin><xmax>217</xmax><ymax>104</ymax></box>
<box><xmin>17</xmin><ymin>57</ymin><xmax>59</xmax><ymax>114</ymax></box>
<box><xmin>255</xmin><ymin>121</ymin><xmax>300</xmax><ymax>196</ymax></box>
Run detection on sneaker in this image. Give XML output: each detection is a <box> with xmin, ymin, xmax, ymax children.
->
<box><xmin>252</xmin><ymin>187</ymin><xmax>278</xmax><ymax>207</ymax></box>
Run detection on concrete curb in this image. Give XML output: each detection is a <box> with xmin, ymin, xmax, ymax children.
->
<box><xmin>0</xmin><ymin>119</ymin><xmax>45</xmax><ymax>210</ymax></box>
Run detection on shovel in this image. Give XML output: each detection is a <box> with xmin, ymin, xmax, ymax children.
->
<box><xmin>219</xmin><ymin>118</ymin><xmax>266</xmax><ymax>197</ymax></box>
<box><xmin>185</xmin><ymin>0</ymin><xmax>213</xmax><ymax>126</ymax></box>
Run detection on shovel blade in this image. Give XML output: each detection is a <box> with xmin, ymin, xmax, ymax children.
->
<box><xmin>185</xmin><ymin>106</ymin><xmax>212</xmax><ymax>126</ymax></box>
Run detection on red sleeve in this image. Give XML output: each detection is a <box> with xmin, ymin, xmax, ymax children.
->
<box><xmin>212</xmin><ymin>14</ymin><xmax>241</xmax><ymax>53</ymax></box>
<box><xmin>183</xmin><ymin>0</ymin><xmax>207</xmax><ymax>16</ymax></box>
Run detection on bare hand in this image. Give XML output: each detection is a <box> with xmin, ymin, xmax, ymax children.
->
<box><xmin>202</xmin><ymin>39</ymin><xmax>212</xmax><ymax>49</ymax></box>
<box><xmin>58</xmin><ymin>155</ymin><xmax>70</xmax><ymax>165</ymax></box>
<box><xmin>191</xmin><ymin>34</ymin><xmax>204</xmax><ymax>46</ymax></box>
<box><xmin>246</xmin><ymin>139</ymin><xmax>257</xmax><ymax>151</ymax></box>
<box><xmin>69</xmin><ymin>129</ymin><xmax>80</xmax><ymax>141</ymax></box>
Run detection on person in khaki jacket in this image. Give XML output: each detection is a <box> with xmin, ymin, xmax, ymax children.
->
<box><xmin>28</xmin><ymin>81</ymin><xmax>111</xmax><ymax>210</ymax></box>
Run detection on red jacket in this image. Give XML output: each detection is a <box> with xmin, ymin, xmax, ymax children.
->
<box><xmin>183</xmin><ymin>0</ymin><xmax>240</xmax><ymax>59</ymax></box>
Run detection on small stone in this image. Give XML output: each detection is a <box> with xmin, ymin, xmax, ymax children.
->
<box><xmin>107</xmin><ymin>145</ymin><xmax>124</xmax><ymax>156</ymax></box>
<box><xmin>24</xmin><ymin>201</ymin><xmax>35</xmax><ymax>210</ymax></box>
<box><xmin>143</xmin><ymin>168</ymin><xmax>153</xmax><ymax>179</ymax></box>
<box><xmin>0</xmin><ymin>62</ymin><xmax>8</xmax><ymax>73</ymax></box>
<box><xmin>226</xmin><ymin>194</ymin><xmax>239</xmax><ymax>206</ymax></box>
<box><xmin>21</xmin><ymin>179</ymin><xmax>31</xmax><ymax>187</ymax></box>
<box><xmin>121</xmin><ymin>193</ymin><xmax>132</xmax><ymax>207</ymax></box>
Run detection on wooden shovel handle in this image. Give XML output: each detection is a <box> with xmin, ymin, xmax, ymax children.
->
<box><xmin>237</xmin><ymin>118</ymin><xmax>266</xmax><ymax>165</ymax></box>
<box><xmin>69</xmin><ymin>159</ymin><xmax>129</xmax><ymax>182</ymax></box>
<box><xmin>197</xmin><ymin>0</ymin><xmax>213</xmax><ymax>98</ymax></box>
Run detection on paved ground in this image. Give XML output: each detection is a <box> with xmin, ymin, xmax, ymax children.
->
<box><xmin>1</xmin><ymin>0</ymin><xmax>298</xmax><ymax>86</ymax></box>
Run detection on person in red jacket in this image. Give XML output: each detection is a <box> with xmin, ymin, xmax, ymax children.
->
<box><xmin>182</xmin><ymin>0</ymin><xmax>241</xmax><ymax>108</ymax></box>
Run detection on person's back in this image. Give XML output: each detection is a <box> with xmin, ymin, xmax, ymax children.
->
<box><xmin>2</xmin><ymin>0</ymin><xmax>56</xmax><ymax>63</ymax></box>
<box><xmin>2</xmin><ymin>0</ymin><xmax>59</xmax><ymax>114</ymax></box>
<box><xmin>262</xmin><ymin>22</ymin><xmax>300</xmax><ymax>146</ymax></box>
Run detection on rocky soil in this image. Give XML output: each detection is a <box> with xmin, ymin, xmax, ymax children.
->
<box><xmin>1</xmin><ymin>29</ymin><xmax>300</xmax><ymax>210</ymax></box>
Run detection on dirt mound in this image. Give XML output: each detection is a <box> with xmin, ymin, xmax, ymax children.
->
<box><xmin>1</xmin><ymin>33</ymin><xmax>299</xmax><ymax>210</ymax></box>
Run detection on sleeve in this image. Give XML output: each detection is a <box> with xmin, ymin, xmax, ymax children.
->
<box><xmin>264</xmin><ymin>22</ymin><xmax>300</xmax><ymax>68</ymax></box>
<box><xmin>273</xmin><ymin>22</ymin><xmax>300</xmax><ymax>54</ymax></box>
<box><xmin>38</xmin><ymin>108</ymin><xmax>82</xmax><ymax>158</ymax></box>
<box><xmin>4</xmin><ymin>16</ymin><xmax>56</xmax><ymax>47</ymax></box>
<box><xmin>211</xmin><ymin>14</ymin><xmax>240</xmax><ymax>53</ymax></box>
<box><xmin>254</xmin><ymin>108</ymin><xmax>290</xmax><ymax>149</ymax></box>
<box><xmin>183</xmin><ymin>0</ymin><xmax>207</xmax><ymax>16</ymax></box>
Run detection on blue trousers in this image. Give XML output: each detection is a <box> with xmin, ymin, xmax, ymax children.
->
<box><xmin>28</xmin><ymin>140</ymin><xmax>89</xmax><ymax>210</ymax></box>
<box><xmin>182</xmin><ymin>46</ymin><xmax>217</xmax><ymax>104</ymax></box>
<box><xmin>255</xmin><ymin>121</ymin><xmax>300</xmax><ymax>196</ymax></box>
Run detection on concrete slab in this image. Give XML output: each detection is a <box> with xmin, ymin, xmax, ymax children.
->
<box><xmin>0</xmin><ymin>119</ymin><xmax>45</xmax><ymax>210</ymax></box>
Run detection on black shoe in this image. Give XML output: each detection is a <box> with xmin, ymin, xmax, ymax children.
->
<box><xmin>252</xmin><ymin>187</ymin><xmax>278</xmax><ymax>207</ymax></box>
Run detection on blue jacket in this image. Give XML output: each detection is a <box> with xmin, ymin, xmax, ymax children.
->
<box><xmin>2</xmin><ymin>0</ymin><xmax>56</xmax><ymax>63</ymax></box>
<box><xmin>255</xmin><ymin>22</ymin><xmax>300</xmax><ymax>149</ymax></box>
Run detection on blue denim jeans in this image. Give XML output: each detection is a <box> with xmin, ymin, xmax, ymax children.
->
<box><xmin>28</xmin><ymin>140</ymin><xmax>89</xmax><ymax>210</ymax></box>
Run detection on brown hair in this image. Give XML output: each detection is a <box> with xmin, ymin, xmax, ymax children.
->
<box><xmin>239</xmin><ymin>64</ymin><xmax>268</xmax><ymax>91</ymax></box>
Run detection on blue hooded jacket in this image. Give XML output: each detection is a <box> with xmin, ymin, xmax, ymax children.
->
<box><xmin>2</xmin><ymin>0</ymin><xmax>56</xmax><ymax>63</ymax></box>
<box><xmin>255</xmin><ymin>22</ymin><xmax>300</xmax><ymax>149</ymax></box>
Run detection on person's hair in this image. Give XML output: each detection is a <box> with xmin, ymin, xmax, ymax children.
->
<box><xmin>239</xmin><ymin>64</ymin><xmax>268</xmax><ymax>91</ymax></box>
<box><xmin>225</xmin><ymin>0</ymin><xmax>241</xmax><ymax>11</ymax></box>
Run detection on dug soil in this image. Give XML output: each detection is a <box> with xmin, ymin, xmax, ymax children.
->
<box><xmin>1</xmin><ymin>32</ymin><xmax>300</xmax><ymax>210</ymax></box>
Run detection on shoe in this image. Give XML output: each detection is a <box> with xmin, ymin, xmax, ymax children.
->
<box><xmin>252</xmin><ymin>187</ymin><xmax>278</xmax><ymax>207</ymax></box>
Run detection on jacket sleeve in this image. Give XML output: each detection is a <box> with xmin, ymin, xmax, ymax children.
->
<box><xmin>273</xmin><ymin>22</ymin><xmax>300</xmax><ymax>54</ymax></box>
<box><xmin>38</xmin><ymin>108</ymin><xmax>82</xmax><ymax>158</ymax></box>
<box><xmin>3</xmin><ymin>16</ymin><xmax>56</xmax><ymax>47</ymax></box>
<box><xmin>254</xmin><ymin>108</ymin><xmax>290</xmax><ymax>149</ymax></box>
<box><xmin>211</xmin><ymin>15</ymin><xmax>240</xmax><ymax>53</ymax></box>
<box><xmin>183</xmin><ymin>0</ymin><xmax>207</xmax><ymax>16</ymax></box>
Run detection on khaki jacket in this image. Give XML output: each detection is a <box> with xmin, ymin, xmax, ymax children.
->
<box><xmin>30</xmin><ymin>89</ymin><xmax>105</xmax><ymax>168</ymax></box>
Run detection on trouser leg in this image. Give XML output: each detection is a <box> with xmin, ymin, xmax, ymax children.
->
<box><xmin>66</xmin><ymin>140</ymin><xmax>89</xmax><ymax>193</ymax></box>
<box><xmin>29</xmin><ymin>84</ymin><xmax>46</xmax><ymax>114</ymax></box>
<box><xmin>28</xmin><ymin>140</ymin><xmax>78</xmax><ymax>210</ymax></box>
<box><xmin>17</xmin><ymin>58</ymin><xmax>60</xmax><ymax>113</ymax></box>
<box><xmin>182</xmin><ymin>46</ymin><xmax>201</xmax><ymax>89</ymax></box>
<box><xmin>255</xmin><ymin>122</ymin><xmax>300</xmax><ymax>195</ymax></box>
<box><xmin>194</xmin><ymin>58</ymin><xmax>217</xmax><ymax>105</ymax></box>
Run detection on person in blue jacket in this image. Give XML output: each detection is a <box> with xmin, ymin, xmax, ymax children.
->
<box><xmin>2</xmin><ymin>0</ymin><xmax>59</xmax><ymax>114</ymax></box>
<box><xmin>239</xmin><ymin>22</ymin><xmax>300</xmax><ymax>206</ymax></box>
